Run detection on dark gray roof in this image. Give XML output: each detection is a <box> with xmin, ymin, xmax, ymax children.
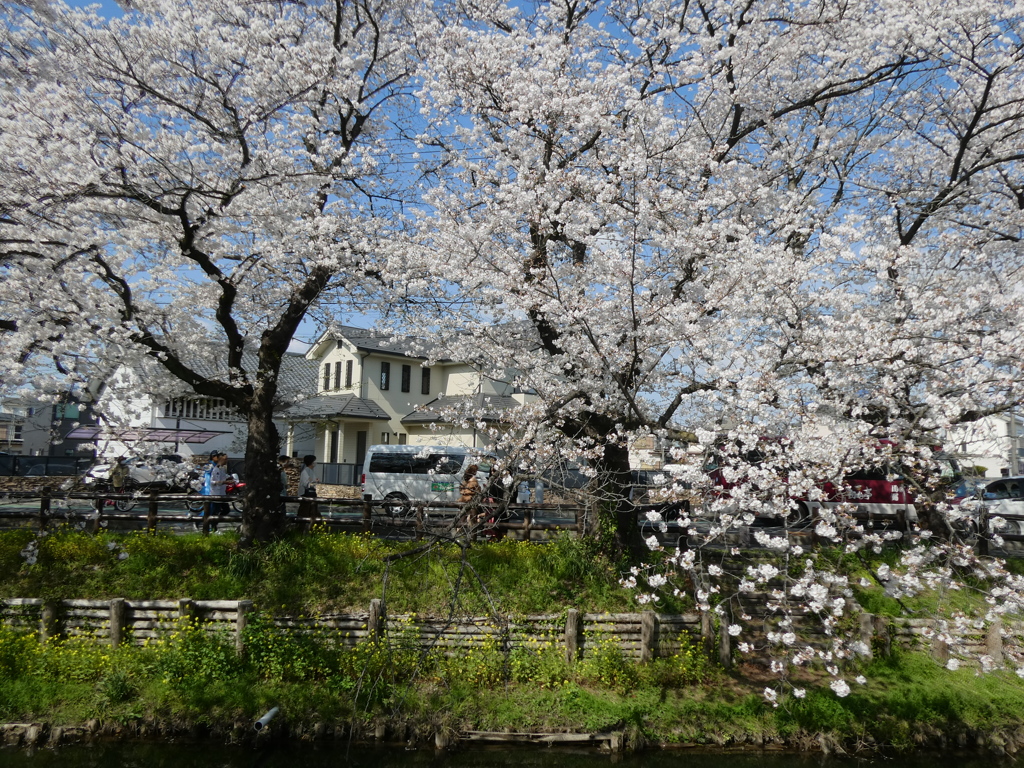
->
<box><xmin>283</xmin><ymin>394</ymin><xmax>390</xmax><ymax>421</ymax></box>
<box><xmin>402</xmin><ymin>394</ymin><xmax>520</xmax><ymax>425</ymax></box>
<box><xmin>169</xmin><ymin>350</ymin><xmax>317</xmax><ymax>409</ymax></box>
<box><xmin>329</xmin><ymin>325</ymin><xmax>449</xmax><ymax>362</ymax></box>
<box><xmin>277</xmin><ymin>353</ymin><xmax>319</xmax><ymax>402</ymax></box>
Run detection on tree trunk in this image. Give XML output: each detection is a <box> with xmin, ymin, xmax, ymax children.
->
<box><xmin>591</xmin><ymin>440</ymin><xmax>641</xmax><ymax>559</ymax></box>
<box><xmin>238</xmin><ymin>379</ymin><xmax>288</xmax><ymax>547</ymax></box>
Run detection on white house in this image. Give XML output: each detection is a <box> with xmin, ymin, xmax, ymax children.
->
<box><xmin>281</xmin><ymin>325</ymin><xmax>534</xmax><ymax>478</ymax></box>
<box><xmin>84</xmin><ymin>352</ymin><xmax>319</xmax><ymax>463</ymax></box>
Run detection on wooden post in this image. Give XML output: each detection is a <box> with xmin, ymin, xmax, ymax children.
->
<box><xmin>40</xmin><ymin>599</ymin><xmax>61</xmax><ymax>643</ymax></box>
<box><xmin>718</xmin><ymin>614</ymin><xmax>732</xmax><ymax>669</ymax></box>
<box><xmin>931</xmin><ymin>635</ymin><xmax>950</xmax><ymax>665</ymax></box>
<box><xmin>640</xmin><ymin>610</ymin><xmax>659</xmax><ymax>663</ymax></box>
<box><xmin>523</xmin><ymin>509</ymin><xmax>533</xmax><ymax>542</ymax></box>
<box><xmin>362</xmin><ymin>501</ymin><xmax>372</xmax><ymax>534</ymax></box>
<box><xmin>986</xmin><ymin>620</ymin><xmax>1003</xmax><ymax>665</ymax></box>
<box><xmin>859</xmin><ymin>613</ymin><xmax>875</xmax><ymax>660</ymax></box>
<box><xmin>565</xmin><ymin>608</ymin><xmax>582</xmax><ymax>665</ymax></box>
<box><xmin>38</xmin><ymin>488</ymin><xmax>50</xmax><ymax>531</ymax></box>
<box><xmin>873</xmin><ymin>615</ymin><xmax>892</xmax><ymax>658</ymax></box>
<box><xmin>415</xmin><ymin>505</ymin><xmax>425</xmax><ymax>541</ymax></box>
<box><xmin>699</xmin><ymin>610</ymin><xmax>714</xmax><ymax>655</ymax></box>
<box><xmin>575</xmin><ymin>504</ymin><xmax>586</xmax><ymax>537</ymax></box>
<box><xmin>109</xmin><ymin>598</ymin><xmax>126</xmax><ymax>646</ymax></box>
<box><xmin>202</xmin><ymin>502</ymin><xmax>211</xmax><ymax>535</ymax></box>
<box><xmin>368</xmin><ymin>598</ymin><xmax>384</xmax><ymax>642</ymax></box>
<box><xmin>147</xmin><ymin>490</ymin><xmax>159</xmax><ymax>533</ymax></box>
<box><xmin>236</xmin><ymin>600</ymin><xmax>252</xmax><ymax>657</ymax></box>
<box><xmin>178</xmin><ymin>598</ymin><xmax>197</xmax><ymax>629</ymax></box>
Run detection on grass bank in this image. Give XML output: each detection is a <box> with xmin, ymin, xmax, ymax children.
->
<box><xmin>0</xmin><ymin>526</ymin><xmax>658</xmax><ymax>615</ymax></box>
<box><xmin>1</xmin><ymin>527</ymin><xmax>1024</xmax><ymax>755</ymax></box>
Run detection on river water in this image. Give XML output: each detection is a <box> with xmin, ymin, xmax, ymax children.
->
<box><xmin>2</xmin><ymin>742</ymin><xmax>1021</xmax><ymax>767</ymax></box>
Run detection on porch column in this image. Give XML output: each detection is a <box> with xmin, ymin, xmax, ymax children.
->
<box><xmin>321</xmin><ymin>424</ymin><xmax>331</xmax><ymax>463</ymax></box>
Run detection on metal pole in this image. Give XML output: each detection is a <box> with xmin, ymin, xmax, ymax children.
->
<box><xmin>1010</xmin><ymin>410</ymin><xmax>1019</xmax><ymax>476</ymax></box>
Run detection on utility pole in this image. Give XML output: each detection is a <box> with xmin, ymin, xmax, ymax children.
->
<box><xmin>1010</xmin><ymin>410</ymin><xmax>1020</xmax><ymax>476</ymax></box>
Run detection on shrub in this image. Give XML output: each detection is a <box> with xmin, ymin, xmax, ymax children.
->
<box><xmin>152</xmin><ymin>619</ymin><xmax>242</xmax><ymax>695</ymax></box>
<box><xmin>0</xmin><ymin>624</ymin><xmax>41</xmax><ymax>679</ymax></box>
<box><xmin>640</xmin><ymin>634</ymin><xmax>716</xmax><ymax>687</ymax></box>
<box><xmin>508</xmin><ymin>636</ymin><xmax>571</xmax><ymax>688</ymax></box>
<box><xmin>242</xmin><ymin>612</ymin><xmax>338</xmax><ymax>682</ymax></box>
<box><xmin>576</xmin><ymin>635</ymin><xmax>638</xmax><ymax>693</ymax></box>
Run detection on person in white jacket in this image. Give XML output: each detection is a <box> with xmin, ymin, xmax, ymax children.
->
<box><xmin>298</xmin><ymin>454</ymin><xmax>319</xmax><ymax>525</ymax></box>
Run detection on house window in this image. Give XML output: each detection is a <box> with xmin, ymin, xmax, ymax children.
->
<box><xmin>381</xmin><ymin>432</ymin><xmax>390</xmax><ymax>444</ymax></box>
<box><xmin>401</xmin><ymin>364</ymin><xmax>411</xmax><ymax>393</ymax></box>
<box><xmin>421</xmin><ymin>367</ymin><xmax>431</xmax><ymax>395</ymax></box>
<box><xmin>345</xmin><ymin>360</ymin><xmax>353</xmax><ymax>388</ymax></box>
<box><xmin>334</xmin><ymin>361</ymin><xmax>342</xmax><ymax>390</ymax></box>
<box><xmin>54</xmin><ymin>403</ymin><xmax>79</xmax><ymax>420</ymax></box>
<box><xmin>162</xmin><ymin>397</ymin><xmax>238</xmax><ymax>421</ymax></box>
<box><xmin>380</xmin><ymin>361</ymin><xmax>390</xmax><ymax>391</ymax></box>
<box><xmin>322</xmin><ymin>364</ymin><xmax>331</xmax><ymax>391</ymax></box>
<box><xmin>398</xmin><ymin>433</ymin><xmax>407</xmax><ymax>445</ymax></box>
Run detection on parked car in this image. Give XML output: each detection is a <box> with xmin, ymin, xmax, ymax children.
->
<box><xmin>953</xmin><ymin>475</ymin><xmax>1024</xmax><ymax>536</ymax></box>
<box><xmin>22</xmin><ymin>458</ymin><xmax>88</xmax><ymax>477</ymax></box>
<box><xmin>83</xmin><ymin>454</ymin><xmax>194</xmax><ymax>491</ymax></box>
<box><xmin>985</xmin><ymin>476</ymin><xmax>1024</xmax><ymax>539</ymax></box>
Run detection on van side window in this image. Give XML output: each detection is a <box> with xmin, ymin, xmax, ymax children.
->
<box><xmin>409</xmin><ymin>454</ymin><xmax>461</xmax><ymax>474</ymax></box>
<box><xmin>434</xmin><ymin>455</ymin><xmax>463</xmax><ymax>474</ymax></box>
<box><xmin>369</xmin><ymin>454</ymin><xmax>411</xmax><ymax>473</ymax></box>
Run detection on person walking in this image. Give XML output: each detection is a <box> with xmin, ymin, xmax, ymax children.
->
<box><xmin>459</xmin><ymin>464</ymin><xmax>480</xmax><ymax>503</ymax></box>
<box><xmin>459</xmin><ymin>464</ymin><xmax>484</xmax><ymax>532</ymax></box>
<box><xmin>107</xmin><ymin>456</ymin><xmax>129</xmax><ymax>508</ymax></box>
<box><xmin>205</xmin><ymin>452</ymin><xmax>229</xmax><ymax>532</ymax></box>
<box><xmin>201</xmin><ymin>450</ymin><xmax>217</xmax><ymax>496</ymax></box>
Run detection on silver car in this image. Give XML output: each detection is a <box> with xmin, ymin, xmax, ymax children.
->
<box><xmin>83</xmin><ymin>454</ymin><xmax>193</xmax><ymax>490</ymax></box>
<box><xmin>978</xmin><ymin>476</ymin><xmax>1024</xmax><ymax>536</ymax></box>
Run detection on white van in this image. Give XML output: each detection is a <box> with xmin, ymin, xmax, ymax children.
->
<box><xmin>361</xmin><ymin>444</ymin><xmax>496</xmax><ymax>508</ymax></box>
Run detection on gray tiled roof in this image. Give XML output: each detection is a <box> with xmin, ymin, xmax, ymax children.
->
<box><xmin>278</xmin><ymin>353</ymin><xmax>319</xmax><ymax>402</ymax></box>
<box><xmin>283</xmin><ymin>394</ymin><xmax>390</xmax><ymax>421</ymax></box>
<box><xmin>329</xmin><ymin>325</ymin><xmax>449</xmax><ymax>362</ymax></box>
<box><xmin>176</xmin><ymin>351</ymin><xmax>317</xmax><ymax>409</ymax></box>
<box><xmin>402</xmin><ymin>394</ymin><xmax>520</xmax><ymax>425</ymax></box>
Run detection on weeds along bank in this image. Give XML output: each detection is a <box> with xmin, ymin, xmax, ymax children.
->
<box><xmin>3</xmin><ymin>616</ymin><xmax>1024</xmax><ymax>755</ymax></box>
<box><xmin>2</xmin><ymin>529</ymin><xmax>1024</xmax><ymax>755</ymax></box>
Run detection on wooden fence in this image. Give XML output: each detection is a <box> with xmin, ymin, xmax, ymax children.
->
<box><xmin>3</xmin><ymin>597</ymin><xmax>1021</xmax><ymax>669</ymax></box>
<box><xmin>0</xmin><ymin>489</ymin><xmax>592</xmax><ymax>541</ymax></box>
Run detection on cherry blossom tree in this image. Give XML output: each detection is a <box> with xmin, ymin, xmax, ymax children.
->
<box><xmin>396</xmin><ymin>0</ymin><xmax>1024</xmax><ymax>691</ymax></box>
<box><xmin>0</xmin><ymin>0</ymin><xmax>425</xmax><ymax>542</ymax></box>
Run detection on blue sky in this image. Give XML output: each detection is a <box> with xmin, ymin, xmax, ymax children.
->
<box><xmin>71</xmin><ymin>0</ymin><xmax>123</xmax><ymax>16</ymax></box>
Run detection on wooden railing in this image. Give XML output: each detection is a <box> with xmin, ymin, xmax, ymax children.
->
<box><xmin>4</xmin><ymin>596</ymin><xmax>1021</xmax><ymax>671</ymax></box>
<box><xmin>2</xmin><ymin>489</ymin><xmax>1022</xmax><ymax>554</ymax></box>
<box><xmin>0</xmin><ymin>489</ymin><xmax>593</xmax><ymax>540</ymax></box>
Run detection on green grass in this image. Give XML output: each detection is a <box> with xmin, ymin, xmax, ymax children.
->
<box><xmin>0</xmin><ymin>527</ymin><xmax>679</xmax><ymax>615</ymax></box>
